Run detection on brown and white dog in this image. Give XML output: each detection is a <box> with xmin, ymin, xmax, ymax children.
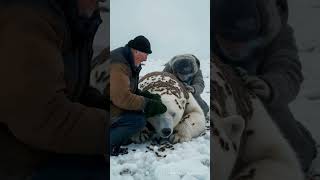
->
<box><xmin>135</xmin><ymin>72</ymin><xmax>206</xmax><ymax>144</ymax></box>
<box><xmin>211</xmin><ymin>56</ymin><xmax>303</xmax><ymax>180</ymax></box>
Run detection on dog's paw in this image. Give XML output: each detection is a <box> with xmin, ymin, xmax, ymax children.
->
<box><xmin>168</xmin><ymin>130</ymin><xmax>191</xmax><ymax>144</ymax></box>
<box><xmin>131</xmin><ymin>128</ymin><xmax>151</xmax><ymax>143</ymax></box>
<box><xmin>150</xmin><ymin>133</ymin><xmax>162</xmax><ymax>143</ymax></box>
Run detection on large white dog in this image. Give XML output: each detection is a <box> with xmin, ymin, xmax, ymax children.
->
<box><xmin>136</xmin><ymin>72</ymin><xmax>206</xmax><ymax>143</ymax></box>
<box><xmin>212</xmin><ymin>56</ymin><xmax>304</xmax><ymax>180</ymax></box>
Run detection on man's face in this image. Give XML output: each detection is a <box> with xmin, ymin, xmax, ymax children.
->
<box><xmin>133</xmin><ymin>50</ymin><xmax>148</xmax><ymax>66</ymax></box>
<box><xmin>216</xmin><ymin>34</ymin><xmax>262</xmax><ymax>61</ymax></box>
<box><xmin>216</xmin><ymin>35</ymin><xmax>246</xmax><ymax>58</ymax></box>
<box><xmin>173</xmin><ymin>59</ymin><xmax>194</xmax><ymax>82</ymax></box>
<box><xmin>78</xmin><ymin>0</ymin><xmax>98</xmax><ymax>17</ymax></box>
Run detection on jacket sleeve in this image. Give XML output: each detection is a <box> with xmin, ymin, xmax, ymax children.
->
<box><xmin>110</xmin><ymin>63</ymin><xmax>145</xmax><ymax>111</ymax></box>
<box><xmin>191</xmin><ymin>70</ymin><xmax>205</xmax><ymax>95</ymax></box>
<box><xmin>260</xmin><ymin>24</ymin><xmax>303</xmax><ymax>107</ymax></box>
<box><xmin>1</xmin><ymin>9</ymin><xmax>107</xmax><ymax>155</ymax></box>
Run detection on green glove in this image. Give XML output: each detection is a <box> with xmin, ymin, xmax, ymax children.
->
<box><xmin>138</xmin><ymin>90</ymin><xmax>161</xmax><ymax>100</ymax></box>
<box><xmin>144</xmin><ymin>98</ymin><xmax>167</xmax><ymax>118</ymax></box>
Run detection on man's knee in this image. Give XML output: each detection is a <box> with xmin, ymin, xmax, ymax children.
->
<box><xmin>109</xmin><ymin>112</ymin><xmax>146</xmax><ymax>147</ymax></box>
<box><xmin>116</xmin><ymin>112</ymin><xmax>146</xmax><ymax>131</ymax></box>
<box><xmin>130</xmin><ymin>113</ymin><xmax>146</xmax><ymax>130</ymax></box>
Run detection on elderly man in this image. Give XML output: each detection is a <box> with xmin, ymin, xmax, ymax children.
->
<box><xmin>109</xmin><ymin>35</ymin><xmax>167</xmax><ymax>156</ymax></box>
<box><xmin>163</xmin><ymin>54</ymin><xmax>209</xmax><ymax>118</ymax></box>
<box><xmin>0</xmin><ymin>0</ymin><xmax>109</xmax><ymax>179</ymax></box>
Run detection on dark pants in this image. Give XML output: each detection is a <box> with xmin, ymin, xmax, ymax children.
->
<box><xmin>194</xmin><ymin>94</ymin><xmax>209</xmax><ymax>116</ymax></box>
<box><xmin>110</xmin><ymin>112</ymin><xmax>146</xmax><ymax>151</ymax></box>
<box><xmin>30</xmin><ymin>155</ymin><xmax>107</xmax><ymax>180</ymax></box>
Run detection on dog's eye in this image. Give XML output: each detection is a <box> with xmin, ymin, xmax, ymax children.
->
<box><xmin>170</xmin><ymin>112</ymin><xmax>176</xmax><ymax>117</ymax></box>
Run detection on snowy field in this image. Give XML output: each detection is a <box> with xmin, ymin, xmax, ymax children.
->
<box><xmin>288</xmin><ymin>0</ymin><xmax>320</xmax><ymax>177</ymax></box>
<box><xmin>110</xmin><ymin>58</ymin><xmax>210</xmax><ymax>180</ymax></box>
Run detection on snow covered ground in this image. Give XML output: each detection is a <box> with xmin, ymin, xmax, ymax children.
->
<box><xmin>288</xmin><ymin>0</ymin><xmax>320</xmax><ymax>177</ymax></box>
<box><xmin>110</xmin><ymin>58</ymin><xmax>210</xmax><ymax>180</ymax></box>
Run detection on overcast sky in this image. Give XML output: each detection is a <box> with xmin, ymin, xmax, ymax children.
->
<box><xmin>110</xmin><ymin>0</ymin><xmax>210</xmax><ymax>61</ymax></box>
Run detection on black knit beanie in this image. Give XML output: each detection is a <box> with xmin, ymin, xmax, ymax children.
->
<box><xmin>127</xmin><ymin>35</ymin><xmax>152</xmax><ymax>54</ymax></box>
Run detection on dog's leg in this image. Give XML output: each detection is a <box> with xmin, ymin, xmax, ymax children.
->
<box><xmin>169</xmin><ymin>93</ymin><xmax>206</xmax><ymax>143</ymax></box>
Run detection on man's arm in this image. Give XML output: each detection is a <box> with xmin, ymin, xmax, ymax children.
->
<box><xmin>260</xmin><ymin>24</ymin><xmax>303</xmax><ymax>107</ymax></box>
<box><xmin>0</xmin><ymin>8</ymin><xmax>107</xmax><ymax>155</ymax></box>
<box><xmin>191</xmin><ymin>70</ymin><xmax>205</xmax><ymax>95</ymax></box>
<box><xmin>109</xmin><ymin>63</ymin><xmax>145</xmax><ymax>111</ymax></box>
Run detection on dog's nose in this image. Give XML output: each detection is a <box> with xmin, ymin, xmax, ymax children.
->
<box><xmin>161</xmin><ymin>128</ymin><xmax>171</xmax><ymax>137</ymax></box>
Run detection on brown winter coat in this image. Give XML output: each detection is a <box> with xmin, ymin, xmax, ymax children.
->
<box><xmin>0</xmin><ymin>1</ymin><xmax>107</xmax><ymax>179</ymax></box>
<box><xmin>109</xmin><ymin>46</ymin><xmax>145</xmax><ymax>120</ymax></box>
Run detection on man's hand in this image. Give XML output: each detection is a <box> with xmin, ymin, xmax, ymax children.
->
<box><xmin>244</xmin><ymin>76</ymin><xmax>271</xmax><ymax>101</ymax></box>
<box><xmin>183</xmin><ymin>83</ymin><xmax>195</xmax><ymax>93</ymax></box>
<box><xmin>80</xmin><ymin>86</ymin><xmax>108</xmax><ymax>109</ymax></box>
<box><xmin>144</xmin><ymin>99</ymin><xmax>167</xmax><ymax>118</ymax></box>
<box><xmin>235</xmin><ymin>67</ymin><xmax>272</xmax><ymax>101</ymax></box>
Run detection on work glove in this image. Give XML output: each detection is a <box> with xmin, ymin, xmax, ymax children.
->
<box><xmin>137</xmin><ymin>90</ymin><xmax>161</xmax><ymax>100</ymax></box>
<box><xmin>80</xmin><ymin>86</ymin><xmax>109</xmax><ymax>109</ymax></box>
<box><xmin>236</xmin><ymin>67</ymin><xmax>272</xmax><ymax>101</ymax></box>
<box><xmin>185</xmin><ymin>85</ymin><xmax>195</xmax><ymax>94</ymax></box>
<box><xmin>144</xmin><ymin>98</ymin><xmax>167</xmax><ymax>118</ymax></box>
<box><xmin>183</xmin><ymin>83</ymin><xmax>195</xmax><ymax>94</ymax></box>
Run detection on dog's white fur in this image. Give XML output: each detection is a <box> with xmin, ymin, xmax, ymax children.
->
<box><xmin>136</xmin><ymin>72</ymin><xmax>206</xmax><ymax>143</ymax></box>
<box><xmin>212</xmin><ymin>58</ymin><xmax>303</xmax><ymax>180</ymax></box>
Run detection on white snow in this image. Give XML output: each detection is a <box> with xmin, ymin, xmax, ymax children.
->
<box><xmin>110</xmin><ymin>58</ymin><xmax>210</xmax><ymax>180</ymax></box>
